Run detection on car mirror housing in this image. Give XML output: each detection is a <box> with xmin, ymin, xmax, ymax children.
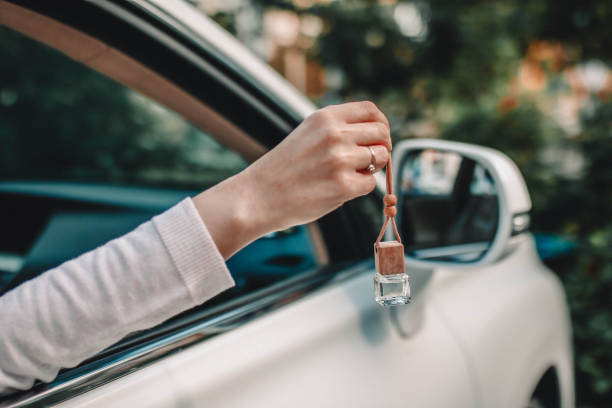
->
<box><xmin>389</xmin><ymin>138</ymin><xmax>532</xmax><ymax>269</ymax></box>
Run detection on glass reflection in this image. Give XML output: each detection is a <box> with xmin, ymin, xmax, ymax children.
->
<box><xmin>399</xmin><ymin>150</ymin><xmax>499</xmax><ymax>263</ymax></box>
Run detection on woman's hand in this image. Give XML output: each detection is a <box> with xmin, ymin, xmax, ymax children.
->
<box><xmin>194</xmin><ymin>101</ymin><xmax>391</xmax><ymax>259</ymax></box>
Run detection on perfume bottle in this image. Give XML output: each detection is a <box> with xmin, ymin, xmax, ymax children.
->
<box><xmin>373</xmin><ymin>157</ymin><xmax>411</xmax><ymax>306</ymax></box>
<box><xmin>374</xmin><ymin>241</ymin><xmax>410</xmax><ymax>306</ymax></box>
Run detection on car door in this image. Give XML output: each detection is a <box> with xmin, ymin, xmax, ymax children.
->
<box><xmin>53</xmin><ymin>270</ymin><xmax>477</xmax><ymax>408</ymax></box>
<box><xmin>0</xmin><ymin>1</ymin><xmax>476</xmax><ymax>407</ymax></box>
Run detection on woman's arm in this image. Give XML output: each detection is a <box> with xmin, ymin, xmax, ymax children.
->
<box><xmin>0</xmin><ymin>102</ymin><xmax>391</xmax><ymax>394</ymax></box>
<box><xmin>195</xmin><ymin>102</ymin><xmax>391</xmax><ymax>258</ymax></box>
<box><xmin>0</xmin><ymin>199</ymin><xmax>234</xmax><ymax>394</ymax></box>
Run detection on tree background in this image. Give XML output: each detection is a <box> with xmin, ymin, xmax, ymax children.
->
<box><xmin>200</xmin><ymin>0</ymin><xmax>612</xmax><ymax>405</ymax></box>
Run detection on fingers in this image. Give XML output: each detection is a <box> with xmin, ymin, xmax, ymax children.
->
<box><xmin>327</xmin><ymin>101</ymin><xmax>390</xmax><ymax>130</ymax></box>
<box><xmin>304</xmin><ymin>101</ymin><xmax>391</xmax><ymax>201</ymax></box>
<box><xmin>354</xmin><ymin>144</ymin><xmax>389</xmax><ymax>173</ymax></box>
<box><xmin>348</xmin><ymin>122</ymin><xmax>392</xmax><ymax>151</ymax></box>
<box><xmin>348</xmin><ymin>172</ymin><xmax>378</xmax><ymax>197</ymax></box>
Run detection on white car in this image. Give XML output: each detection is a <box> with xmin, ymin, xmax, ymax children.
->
<box><xmin>0</xmin><ymin>0</ymin><xmax>573</xmax><ymax>407</ymax></box>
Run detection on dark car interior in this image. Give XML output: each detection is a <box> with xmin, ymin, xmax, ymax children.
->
<box><xmin>0</xmin><ymin>183</ymin><xmax>318</xmax><ymax>296</ymax></box>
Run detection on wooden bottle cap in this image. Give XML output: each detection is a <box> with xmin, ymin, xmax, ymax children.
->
<box><xmin>374</xmin><ymin>241</ymin><xmax>405</xmax><ymax>276</ymax></box>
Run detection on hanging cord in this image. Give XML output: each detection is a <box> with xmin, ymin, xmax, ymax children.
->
<box><xmin>375</xmin><ymin>156</ymin><xmax>402</xmax><ymax>244</ymax></box>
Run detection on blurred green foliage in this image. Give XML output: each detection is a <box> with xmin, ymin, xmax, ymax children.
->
<box><xmin>214</xmin><ymin>0</ymin><xmax>611</xmax><ymax>404</ymax></box>
<box><xmin>559</xmin><ymin>101</ymin><xmax>612</xmax><ymax>402</ymax></box>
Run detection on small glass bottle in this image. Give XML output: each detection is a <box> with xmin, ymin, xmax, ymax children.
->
<box><xmin>374</xmin><ymin>241</ymin><xmax>411</xmax><ymax>306</ymax></box>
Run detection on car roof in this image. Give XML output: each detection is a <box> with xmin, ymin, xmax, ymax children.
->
<box><xmin>145</xmin><ymin>0</ymin><xmax>316</xmax><ymax>120</ymax></box>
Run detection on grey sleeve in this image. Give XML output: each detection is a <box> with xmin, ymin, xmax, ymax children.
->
<box><xmin>0</xmin><ymin>198</ymin><xmax>234</xmax><ymax>394</ymax></box>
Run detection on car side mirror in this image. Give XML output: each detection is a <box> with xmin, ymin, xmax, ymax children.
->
<box><xmin>389</xmin><ymin>139</ymin><xmax>532</xmax><ymax>268</ymax></box>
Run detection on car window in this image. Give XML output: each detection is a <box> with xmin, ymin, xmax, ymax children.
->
<box><xmin>0</xmin><ymin>26</ymin><xmax>318</xmax><ymax>302</ymax></box>
<box><xmin>0</xmin><ymin>26</ymin><xmax>246</xmax><ymax>190</ymax></box>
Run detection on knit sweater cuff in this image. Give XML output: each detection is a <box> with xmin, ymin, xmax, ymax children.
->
<box><xmin>152</xmin><ymin>198</ymin><xmax>235</xmax><ymax>304</ymax></box>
